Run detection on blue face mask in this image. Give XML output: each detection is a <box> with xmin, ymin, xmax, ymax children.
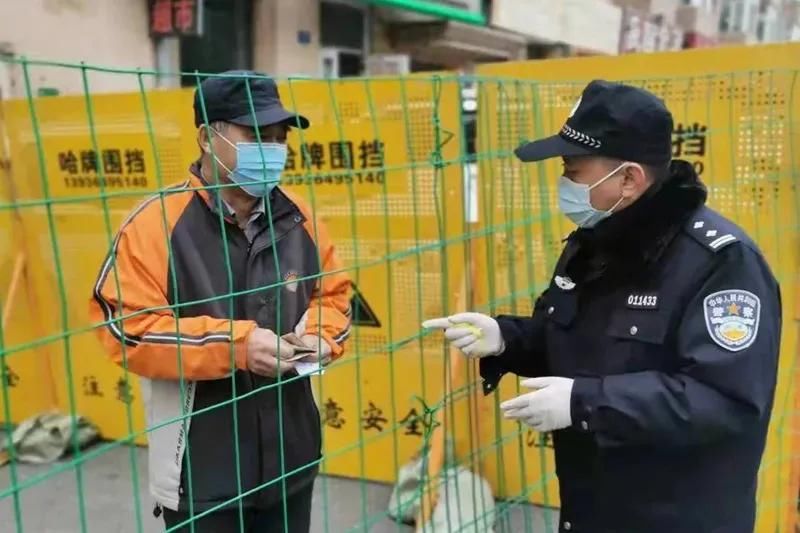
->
<box><xmin>212</xmin><ymin>129</ymin><xmax>287</xmax><ymax>197</ymax></box>
<box><xmin>558</xmin><ymin>162</ymin><xmax>627</xmax><ymax>228</ymax></box>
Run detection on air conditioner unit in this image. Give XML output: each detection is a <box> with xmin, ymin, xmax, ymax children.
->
<box><xmin>365</xmin><ymin>54</ymin><xmax>411</xmax><ymax>76</ymax></box>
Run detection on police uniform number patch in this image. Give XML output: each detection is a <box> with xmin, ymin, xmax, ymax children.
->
<box><xmin>627</xmin><ymin>293</ymin><xmax>658</xmax><ymax>309</ymax></box>
<box><xmin>703</xmin><ymin>289</ymin><xmax>761</xmax><ymax>352</ymax></box>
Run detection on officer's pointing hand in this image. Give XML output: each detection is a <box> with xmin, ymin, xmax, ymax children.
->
<box><xmin>500</xmin><ymin>377</ymin><xmax>574</xmax><ymax>432</ymax></box>
<box><xmin>421</xmin><ymin>312</ymin><xmax>505</xmax><ymax>358</ymax></box>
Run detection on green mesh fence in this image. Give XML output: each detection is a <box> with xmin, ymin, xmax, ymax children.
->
<box><xmin>0</xmin><ymin>55</ymin><xmax>797</xmax><ymax>533</ymax></box>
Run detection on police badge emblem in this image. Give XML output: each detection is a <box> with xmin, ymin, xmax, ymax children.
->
<box><xmin>703</xmin><ymin>289</ymin><xmax>761</xmax><ymax>352</ymax></box>
<box><xmin>283</xmin><ymin>270</ymin><xmax>300</xmax><ymax>293</ymax></box>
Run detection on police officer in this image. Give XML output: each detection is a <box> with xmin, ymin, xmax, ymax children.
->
<box><xmin>423</xmin><ymin>80</ymin><xmax>781</xmax><ymax>532</ymax></box>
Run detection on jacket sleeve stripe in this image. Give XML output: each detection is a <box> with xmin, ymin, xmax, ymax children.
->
<box><xmin>330</xmin><ymin>305</ymin><xmax>352</xmax><ymax>343</ymax></box>
<box><xmin>333</xmin><ymin>326</ymin><xmax>351</xmax><ymax>344</ymax></box>
<box><xmin>92</xmin><ymin>182</ymin><xmax>189</xmax><ymax>348</ymax></box>
<box><xmin>334</xmin><ymin>305</ymin><xmax>353</xmax><ymax>342</ymax></box>
<box><xmin>93</xmin><ymin>253</ymin><xmax>141</xmax><ymax>347</ymax></box>
<box><xmin>142</xmin><ymin>332</ymin><xmax>232</xmax><ymax>345</ymax></box>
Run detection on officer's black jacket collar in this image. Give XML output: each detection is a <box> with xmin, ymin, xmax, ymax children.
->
<box><xmin>566</xmin><ymin>159</ymin><xmax>707</xmax><ymax>282</ymax></box>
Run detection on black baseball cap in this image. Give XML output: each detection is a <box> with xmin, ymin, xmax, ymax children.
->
<box><xmin>515</xmin><ymin>80</ymin><xmax>673</xmax><ymax>165</ymax></box>
<box><xmin>193</xmin><ymin>70</ymin><xmax>310</xmax><ymax>129</ymax></box>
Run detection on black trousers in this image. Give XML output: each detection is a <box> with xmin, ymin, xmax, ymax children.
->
<box><xmin>162</xmin><ymin>483</ymin><xmax>313</xmax><ymax>533</ymax></box>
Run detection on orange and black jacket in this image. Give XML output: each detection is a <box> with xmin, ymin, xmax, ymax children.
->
<box><xmin>89</xmin><ymin>163</ymin><xmax>351</xmax><ymax>512</ymax></box>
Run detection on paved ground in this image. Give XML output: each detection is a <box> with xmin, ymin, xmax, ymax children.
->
<box><xmin>0</xmin><ymin>445</ymin><xmax>558</xmax><ymax>532</ymax></box>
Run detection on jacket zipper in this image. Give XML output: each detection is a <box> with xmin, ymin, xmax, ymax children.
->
<box><xmin>245</xmin><ymin>214</ymin><xmax>302</xmax><ymax>271</ymax></box>
<box><xmin>235</xmin><ymin>229</ymin><xmax>264</xmax><ymax>508</ymax></box>
<box><xmin>244</xmin><ymin>214</ymin><xmax>302</xmax><ymax>508</ymax></box>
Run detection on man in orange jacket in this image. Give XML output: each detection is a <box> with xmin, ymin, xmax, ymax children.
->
<box><xmin>90</xmin><ymin>71</ymin><xmax>351</xmax><ymax>533</ymax></box>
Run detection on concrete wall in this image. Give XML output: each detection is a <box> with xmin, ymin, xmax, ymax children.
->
<box><xmin>611</xmin><ymin>0</ymin><xmax>681</xmax><ymax>23</ymax></box>
<box><xmin>492</xmin><ymin>0</ymin><xmax>623</xmax><ymax>55</ymax></box>
<box><xmin>253</xmin><ymin>0</ymin><xmax>321</xmax><ymax>77</ymax></box>
<box><xmin>0</xmin><ymin>0</ymin><xmax>325</xmax><ymax>94</ymax></box>
<box><xmin>676</xmin><ymin>4</ymin><xmax>721</xmax><ymax>36</ymax></box>
<box><xmin>0</xmin><ymin>0</ymin><xmax>154</xmax><ymax>97</ymax></box>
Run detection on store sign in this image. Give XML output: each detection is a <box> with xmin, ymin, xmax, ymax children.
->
<box><xmin>150</xmin><ymin>0</ymin><xmax>204</xmax><ymax>37</ymax></box>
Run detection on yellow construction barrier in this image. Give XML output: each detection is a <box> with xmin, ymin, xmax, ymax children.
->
<box><xmin>473</xmin><ymin>42</ymin><xmax>800</xmax><ymax>532</ymax></box>
<box><xmin>0</xmin><ymin>76</ymin><xmax>470</xmax><ymax>485</ymax></box>
<box><xmin>0</xmin><ymin>102</ymin><xmax>59</xmax><ymax>423</ymax></box>
<box><xmin>1</xmin><ymin>89</ymin><xmax>201</xmax><ymax>444</ymax></box>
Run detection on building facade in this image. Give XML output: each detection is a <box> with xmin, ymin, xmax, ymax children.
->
<box><xmin>0</xmin><ymin>0</ymin><xmax>154</xmax><ymax>97</ymax></box>
<box><xmin>0</xmin><ymin>0</ymin><xmax>797</xmax><ymax>99</ymax></box>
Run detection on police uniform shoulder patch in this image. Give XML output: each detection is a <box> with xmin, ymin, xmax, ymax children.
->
<box><xmin>684</xmin><ymin>209</ymin><xmax>740</xmax><ymax>253</ymax></box>
<box><xmin>703</xmin><ymin>289</ymin><xmax>761</xmax><ymax>352</ymax></box>
<box><xmin>554</xmin><ymin>275</ymin><xmax>576</xmax><ymax>291</ymax></box>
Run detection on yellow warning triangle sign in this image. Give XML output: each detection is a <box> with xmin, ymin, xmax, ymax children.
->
<box><xmin>350</xmin><ymin>284</ymin><xmax>380</xmax><ymax>328</ymax></box>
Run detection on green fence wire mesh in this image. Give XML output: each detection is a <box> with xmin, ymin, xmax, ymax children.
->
<box><xmin>0</xmin><ymin>50</ymin><xmax>798</xmax><ymax>533</ymax></box>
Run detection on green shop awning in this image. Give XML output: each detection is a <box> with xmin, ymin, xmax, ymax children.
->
<box><xmin>360</xmin><ymin>0</ymin><xmax>486</xmax><ymax>25</ymax></box>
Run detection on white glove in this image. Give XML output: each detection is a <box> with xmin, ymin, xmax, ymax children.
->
<box><xmin>421</xmin><ymin>312</ymin><xmax>505</xmax><ymax>358</ymax></box>
<box><xmin>500</xmin><ymin>377</ymin><xmax>574</xmax><ymax>432</ymax></box>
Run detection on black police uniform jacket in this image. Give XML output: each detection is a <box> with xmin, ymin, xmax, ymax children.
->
<box><xmin>480</xmin><ymin>161</ymin><xmax>781</xmax><ymax>533</ymax></box>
